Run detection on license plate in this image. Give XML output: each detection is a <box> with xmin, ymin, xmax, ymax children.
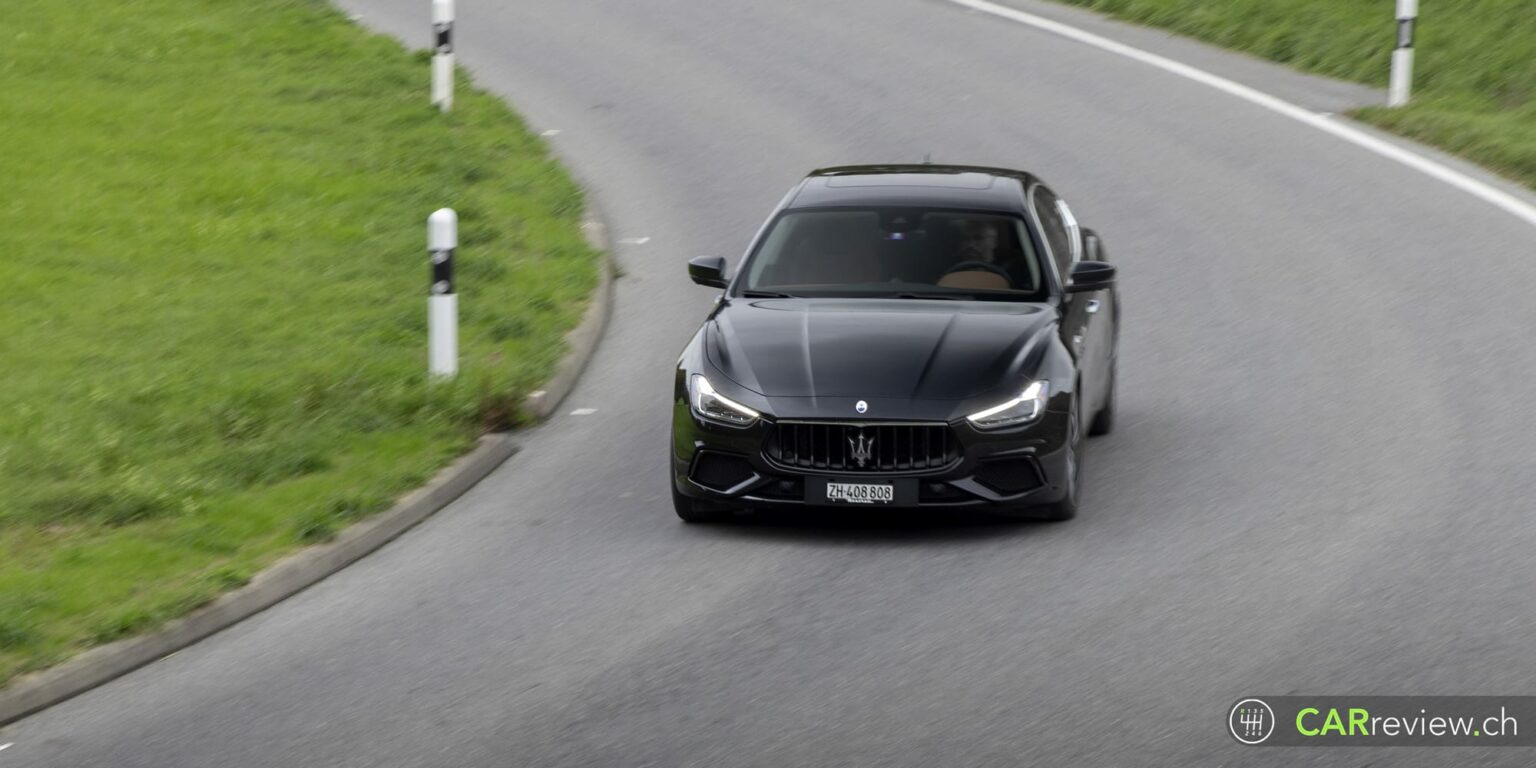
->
<box><xmin>824</xmin><ymin>481</ymin><xmax>895</xmax><ymax>505</ymax></box>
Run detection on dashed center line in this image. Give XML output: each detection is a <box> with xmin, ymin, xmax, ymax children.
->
<box><xmin>569</xmin><ymin>407</ymin><xmax>598</xmax><ymax>416</ymax></box>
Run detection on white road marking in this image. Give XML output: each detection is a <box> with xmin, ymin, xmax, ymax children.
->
<box><xmin>0</xmin><ymin>743</ymin><xmax>13</xmax><ymax>752</ymax></box>
<box><xmin>946</xmin><ymin>0</ymin><xmax>1536</xmax><ymax>229</ymax></box>
<box><xmin>540</xmin><ymin>129</ymin><xmax>562</xmax><ymax>136</ymax></box>
<box><xmin>617</xmin><ymin>236</ymin><xmax>651</xmax><ymax>245</ymax></box>
<box><xmin>569</xmin><ymin>407</ymin><xmax>598</xmax><ymax>416</ymax></box>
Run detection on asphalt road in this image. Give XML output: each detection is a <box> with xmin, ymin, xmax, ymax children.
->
<box><xmin>7</xmin><ymin>1</ymin><xmax>1536</xmax><ymax>765</ymax></box>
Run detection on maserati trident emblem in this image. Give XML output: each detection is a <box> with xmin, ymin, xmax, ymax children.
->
<box><xmin>849</xmin><ymin>431</ymin><xmax>876</xmax><ymax>468</ymax></box>
<box><xmin>855</xmin><ymin>400</ymin><xmax>868</xmax><ymax>414</ymax></box>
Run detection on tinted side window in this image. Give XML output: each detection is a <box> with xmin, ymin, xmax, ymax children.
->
<box><xmin>1031</xmin><ymin>186</ymin><xmax>1073</xmax><ymax>282</ymax></box>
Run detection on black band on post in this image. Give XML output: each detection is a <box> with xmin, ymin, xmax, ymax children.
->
<box><xmin>434</xmin><ymin>23</ymin><xmax>453</xmax><ymax>54</ymax></box>
<box><xmin>431</xmin><ymin>248</ymin><xmax>454</xmax><ymax>295</ymax></box>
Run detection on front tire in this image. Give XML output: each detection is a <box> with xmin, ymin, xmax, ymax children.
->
<box><xmin>1037</xmin><ymin>400</ymin><xmax>1082</xmax><ymax>521</ymax></box>
<box><xmin>672</xmin><ymin>480</ymin><xmax>731</xmax><ymax>524</ymax></box>
<box><xmin>1088</xmin><ymin>360</ymin><xmax>1116</xmax><ymax>437</ymax></box>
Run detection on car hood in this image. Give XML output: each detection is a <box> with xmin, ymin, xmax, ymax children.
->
<box><xmin>705</xmin><ymin>298</ymin><xmax>1056</xmax><ymax>400</ymax></box>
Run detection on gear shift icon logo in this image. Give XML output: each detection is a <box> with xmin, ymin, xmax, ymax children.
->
<box><xmin>1229</xmin><ymin>698</ymin><xmax>1276</xmax><ymax>745</ymax></box>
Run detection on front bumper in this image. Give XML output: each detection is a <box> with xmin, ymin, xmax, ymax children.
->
<box><xmin>670</xmin><ymin>402</ymin><xmax>1074</xmax><ymax>513</ymax></box>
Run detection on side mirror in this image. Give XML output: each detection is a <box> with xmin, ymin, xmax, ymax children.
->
<box><xmin>1066</xmin><ymin>260</ymin><xmax>1115</xmax><ymax>293</ymax></box>
<box><xmin>688</xmin><ymin>255</ymin><xmax>729</xmax><ymax>289</ymax></box>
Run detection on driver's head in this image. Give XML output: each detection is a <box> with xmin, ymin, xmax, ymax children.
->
<box><xmin>956</xmin><ymin>219</ymin><xmax>1000</xmax><ymax>262</ymax></box>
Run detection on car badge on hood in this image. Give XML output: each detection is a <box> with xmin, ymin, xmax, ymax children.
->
<box><xmin>855</xmin><ymin>400</ymin><xmax>868</xmax><ymax>414</ymax></box>
<box><xmin>849</xmin><ymin>431</ymin><xmax>876</xmax><ymax>468</ymax></box>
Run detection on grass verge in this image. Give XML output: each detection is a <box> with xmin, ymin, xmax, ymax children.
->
<box><xmin>1047</xmin><ymin>0</ymin><xmax>1536</xmax><ymax>190</ymax></box>
<box><xmin>0</xmin><ymin>0</ymin><xmax>598</xmax><ymax>685</ymax></box>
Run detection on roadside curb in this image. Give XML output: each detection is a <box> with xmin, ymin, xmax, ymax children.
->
<box><xmin>0</xmin><ymin>434</ymin><xmax>518</xmax><ymax>726</ymax></box>
<box><xmin>522</xmin><ymin>209</ymin><xmax>615</xmax><ymax>420</ymax></box>
<box><xmin>0</xmin><ymin>207</ymin><xmax>615</xmax><ymax>726</ymax></box>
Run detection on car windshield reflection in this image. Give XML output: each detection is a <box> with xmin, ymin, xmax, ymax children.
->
<box><xmin>737</xmin><ymin>208</ymin><xmax>1048</xmax><ymax>302</ymax></box>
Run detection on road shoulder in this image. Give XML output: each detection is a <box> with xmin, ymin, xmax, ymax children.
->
<box><xmin>0</xmin><ymin>211</ymin><xmax>615</xmax><ymax>726</ymax></box>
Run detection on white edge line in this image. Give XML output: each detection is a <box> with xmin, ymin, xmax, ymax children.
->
<box><xmin>947</xmin><ymin>0</ymin><xmax>1536</xmax><ymax>229</ymax></box>
<box><xmin>0</xmin><ymin>742</ymin><xmax>12</xmax><ymax>751</ymax></box>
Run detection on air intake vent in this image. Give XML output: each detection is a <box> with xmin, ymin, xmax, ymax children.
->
<box><xmin>974</xmin><ymin>457</ymin><xmax>1044</xmax><ymax>495</ymax></box>
<box><xmin>690</xmin><ymin>451</ymin><xmax>756</xmax><ymax>492</ymax></box>
<box><xmin>767</xmin><ymin>422</ymin><xmax>958</xmax><ymax>474</ymax></box>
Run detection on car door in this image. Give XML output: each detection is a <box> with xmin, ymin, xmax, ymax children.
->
<box><xmin>1029</xmin><ymin>184</ymin><xmax>1103</xmax><ymax>414</ymax></box>
<box><xmin>1054</xmin><ymin>193</ymin><xmax>1115</xmax><ymax>414</ymax></box>
<box><xmin>1077</xmin><ymin>226</ymin><xmax>1117</xmax><ymax>410</ymax></box>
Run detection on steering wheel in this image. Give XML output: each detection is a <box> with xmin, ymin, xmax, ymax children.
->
<box><xmin>942</xmin><ymin>260</ymin><xmax>1011</xmax><ymax>280</ymax></box>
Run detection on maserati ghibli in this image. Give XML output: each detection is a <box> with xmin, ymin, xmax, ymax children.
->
<box><xmin>671</xmin><ymin>164</ymin><xmax>1118</xmax><ymax>522</ymax></box>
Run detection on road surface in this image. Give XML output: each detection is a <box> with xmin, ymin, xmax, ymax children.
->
<box><xmin>6</xmin><ymin>0</ymin><xmax>1536</xmax><ymax>765</ymax></box>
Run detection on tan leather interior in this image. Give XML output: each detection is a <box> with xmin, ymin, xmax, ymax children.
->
<box><xmin>936</xmin><ymin>270</ymin><xmax>1010</xmax><ymax>291</ymax></box>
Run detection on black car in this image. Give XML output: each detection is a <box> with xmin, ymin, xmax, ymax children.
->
<box><xmin>671</xmin><ymin>164</ymin><xmax>1118</xmax><ymax>523</ymax></box>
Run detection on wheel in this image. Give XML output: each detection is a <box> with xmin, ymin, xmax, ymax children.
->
<box><xmin>672</xmin><ymin>480</ymin><xmax>731</xmax><ymax>523</ymax></box>
<box><xmin>1088</xmin><ymin>359</ymin><xmax>1116</xmax><ymax>437</ymax></box>
<box><xmin>1037</xmin><ymin>399</ymin><xmax>1082</xmax><ymax>521</ymax></box>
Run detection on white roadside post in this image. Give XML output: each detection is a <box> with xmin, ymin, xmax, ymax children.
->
<box><xmin>428</xmin><ymin>208</ymin><xmax>459</xmax><ymax>379</ymax></box>
<box><xmin>431</xmin><ymin>0</ymin><xmax>454</xmax><ymax>112</ymax></box>
<box><xmin>1389</xmin><ymin>0</ymin><xmax>1418</xmax><ymax>107</ymax></box>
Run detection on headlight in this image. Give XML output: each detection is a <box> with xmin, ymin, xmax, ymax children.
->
<box><xmin>966</xmin><ymin>380</ymin><xmax>1050</xmax><ymax>429</ymax></box>
<box><xmin>689</xmin><ymin>374</ymin><xmax>760</xmax><ymax>427</ymax></box>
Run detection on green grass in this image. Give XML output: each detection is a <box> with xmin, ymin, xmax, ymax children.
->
<box><xmin>0</xmin><ymin>0</ymin><xmax>598</xmax><ymax>685</ymax></box>
<box><xmin>1050</xmin><ymin>0</ymin><xmax>1536</xmax><ymax>189</ymax></box>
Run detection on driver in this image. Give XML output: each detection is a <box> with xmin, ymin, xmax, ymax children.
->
<box><xmin>939</xmin><ymin>219</ymin><xmax>1014</xmax><ymax>289</ymax></box>
<box><xmin>956</xmin><ymin>219</ymin><xmax>1001</xmax><ymax>263</ymax></box>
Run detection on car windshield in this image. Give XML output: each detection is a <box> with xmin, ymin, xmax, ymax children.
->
<box><xmin>737</xmin><ymin>208</ymin><xmax>1047</xmax><ymax>300</ymax></box>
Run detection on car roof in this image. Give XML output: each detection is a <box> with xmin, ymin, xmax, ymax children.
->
<box><xmin>787</xmin><ymin>164</ymin><xmax>1039</xmax><ymax>213</ymax></box>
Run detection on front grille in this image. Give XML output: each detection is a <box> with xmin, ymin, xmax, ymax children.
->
<box><xmin>767</xmin><ymin>422</ymin><xmax>959</xmax><ymax>474</ymax></box>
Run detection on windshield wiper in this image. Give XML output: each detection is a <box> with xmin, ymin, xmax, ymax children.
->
<box><xmin>886</xmin><ymin>292</ymin><xmax>964</xmax><ymax>300</ymax></box>
<box><xmin>740</xmin><ymin>290</ymin><xmax>797</xmax><ymax>298</ymax></box>
<box><xmin>889</xmin><ymin>291</ymin><xmax>1033</xmax><ymax>302</ymax></box>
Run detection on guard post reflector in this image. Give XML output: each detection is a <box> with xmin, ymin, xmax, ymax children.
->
<box><xmin>428</xmin><ymin>208</ymin><xmax>458</xmax><ymax>378</ymax></box>
<box><xmin>1389</xmin><ymin>0</ymin><xmax>1418</xmax><ymax>107</ymax></box>
<box><xmin>431</xmin><ymin>0</ymin><xmax>454</xmax><ymax>112</ymax></box>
